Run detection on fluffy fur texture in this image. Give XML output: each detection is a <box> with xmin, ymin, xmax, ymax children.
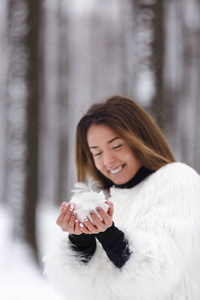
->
<box><xmin>43</xmin><ymin>163</ymin><xmax>200</xmax><ymax>300</ymax></box>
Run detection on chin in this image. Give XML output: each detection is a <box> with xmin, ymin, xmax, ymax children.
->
<box><xmin>111</xmin><ymin>178</ymin><xmax>127</xmax><ymax>185</ymax></box>
<box><xmin>105</xmin><ymin>173</ymin><xmax>129</xmax><ymax>185</ymax></box>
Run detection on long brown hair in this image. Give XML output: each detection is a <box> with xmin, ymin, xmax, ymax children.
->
<box><xmin>75</xmin><ymin>95</ymin><xmax>175</xmax><ymax>188</ymax></box>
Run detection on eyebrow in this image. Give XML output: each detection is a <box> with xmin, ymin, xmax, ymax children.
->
<box><xmin>89</xmin><ymin>137</ymin><xmax>120</xmax><ymax>149</ymax></box>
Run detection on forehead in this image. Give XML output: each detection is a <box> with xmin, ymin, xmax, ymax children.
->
<box><xmin>87</xmin><ymin>125</ymin><xmax>119</xmax><ymax>147</ymax></box>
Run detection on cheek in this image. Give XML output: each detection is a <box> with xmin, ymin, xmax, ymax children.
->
<box><xmin>93</xmin><ymin>158</ymin><xmax>102</xmax><ymax>171</ymax></box>
<box><xmin>123</xmin><ymin>151</ymin><xmax>138</xmax><ymax>166</ymax></box>
<box><xmin>121</xmin><ymin>150</ymin><xmax>132</xmax><ymax>162</ymax></box>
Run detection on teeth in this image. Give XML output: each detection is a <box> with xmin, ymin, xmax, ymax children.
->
<box><xmin>110</xmin><ymin>166</ymin><xmax>123</xmax><ymax>174</ymax></box>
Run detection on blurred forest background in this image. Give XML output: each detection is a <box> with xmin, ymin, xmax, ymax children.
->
<box><xmin>0</xmin><ymin>0</ymin><xmax>200</xmax><ymax>288</ymax></box>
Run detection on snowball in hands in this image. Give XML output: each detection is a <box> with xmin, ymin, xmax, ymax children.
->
<box><xmin>71</xmin><ymin>190</ymin><xmax>108</xmax><ymax>224</ymax></box>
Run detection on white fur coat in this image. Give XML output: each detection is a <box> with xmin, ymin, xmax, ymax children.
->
<box><xmin>43</xmin><ymin>162</ymin><xmax>200</xmax><ymax>300</ymax></box>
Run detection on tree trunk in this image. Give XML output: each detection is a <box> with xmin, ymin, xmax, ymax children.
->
<box><xmin>6</xmin><ymin>0</ymin><xmax>28</xmax><ymax>240</ymax></box>
<box><xmin>24</xmin><ymin>0</ymin><xmax>43</xmax><ymax>262</ymax></box>
<box><xmin>57</xmin><ymin>3</ymin><xmax>69</xmax><ymax>204</ymax></box>
<box><xmin>144</xmin><ymin>0</ymin><xmax>165</xmax><ymax>128</ymax></box>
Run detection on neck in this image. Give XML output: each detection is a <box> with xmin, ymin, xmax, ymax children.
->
<box><xmin>114</xmin><ymin>166</ymin><xmax>154</xmax><ymax>189</ymax></box>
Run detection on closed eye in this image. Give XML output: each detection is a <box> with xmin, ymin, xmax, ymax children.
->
<box><xmin>94</xmin><ymin>151</ymin><xmax>102</xmax><ymax>157</ymax></box>
<box><xmin>113</xmin><ymin>144</ymin><xmax>122</xmax><ymax>150</ymax></box>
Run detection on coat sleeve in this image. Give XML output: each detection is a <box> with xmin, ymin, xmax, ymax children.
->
<box><xmin>68</xmin><ymin>232</ymin><xmax>96</xmax><ymax>263</ymax></box>
<box><xmin>95</xmin><ymin>222</ymin><xmax>132</xmax><ymax>268</ymax></box>
<box><xmin>106</xmin><ymin>163</ymin><xmax>200</xmax><ymax>300</ymax></box>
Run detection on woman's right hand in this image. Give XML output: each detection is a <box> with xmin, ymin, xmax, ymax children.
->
<box><xmin>56</xmin><ymin>202</ymin><xmax>90</xmax><ymax>235</ymax></box>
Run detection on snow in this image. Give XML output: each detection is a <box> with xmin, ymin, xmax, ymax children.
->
<box><xmin>0</xmin><ymin>205</ymin><xmax>64</xmax><ymax>300</ymax></box>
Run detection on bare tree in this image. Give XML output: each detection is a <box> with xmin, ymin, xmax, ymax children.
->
<box><xmin>5</xmin><ymin>0</ymin><xmax>29</xmax><ymax>241</ymax></box>
<box><xmin>0</xmin><ymin>0</ymin><xmax>7</xmax><ymax>204</ymax></box>
<box><xmin>23</xmin><ymin>0</ymin><xmax>43</xmax><ymax>262</ymax></box>
<box><xmin>162</xmin><ymin>0</ymin><xmax>200</xmax><ymax>172</ymax></box>
<box><xmin>57</xmin><ymin>2</ymin><xmax>69</xmax><ymax>204</ymax></box>
<box><xmin>174</xmin><ymin>0</ymin><xmax>200</xmax><ymax>169</ymax></box>
<box><xmin>136</xmin><ymin>0</ymin><xmax>165</xmax><ymax>128</ymax></box>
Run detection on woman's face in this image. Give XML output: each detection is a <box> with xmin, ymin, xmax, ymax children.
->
<box><xmin>87</xmin><ymin>124</ymin><xmax>142</xmax><ymax>185</ymax></box>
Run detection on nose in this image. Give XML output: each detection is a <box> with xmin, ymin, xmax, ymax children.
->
<box><xmin>103</xmin><ymin>150</ymin><xmax>116</xmax><ymax>167</ymax></box>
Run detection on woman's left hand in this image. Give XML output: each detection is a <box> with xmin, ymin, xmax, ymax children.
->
<box><xmin>81</xmin><ymin>200</ymin><xmax>114</xmax><ymax>234</ymax></box>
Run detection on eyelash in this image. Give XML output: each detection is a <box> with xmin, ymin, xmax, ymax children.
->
<box><xmin>113</xmin><ymin>144</ymin><xmax>122</xmax><ymax>149</ymax></box>
<box><xmin>93</xmin><ymin>144</ymin><xmax>122</xmax><ymax>157</ymax></box>
<box><xmin>94</xmin><ymin>152</ymin><xmax>102</xmax><ymax>157</ymax></box>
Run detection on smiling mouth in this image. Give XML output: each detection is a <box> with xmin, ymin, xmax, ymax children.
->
<box><xmin>110</xmin><ymin>165</ymin><xmax>125</xmax><ymax>174</ymax></box>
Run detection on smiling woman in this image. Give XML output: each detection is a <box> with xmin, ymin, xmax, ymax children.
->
<box><xmin>87</xmin><ymin>124</ymin><xmax>142</xmax><ymax>185</ymax></box>
<box><xmin>75</xmin><ymin>95</ymin><xmax>175</xmax><ymax>188</ymax></box>
<box><xmin>44</xmin><ymin>96</ymin><xmax>200</xmax><ymax>300</ymax></box>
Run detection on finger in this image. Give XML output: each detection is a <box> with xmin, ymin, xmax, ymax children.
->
<box><xmin>74</xmin><ymin>219</ymin><xmax>82</xmax><ymax>235</ymax></box>
<box><xmin>60</xmin><ymin>202</ymin><xmax>68</xmax><ymax>212</ymax></box>
<box><xmin>62</xmin><ymin>204</ymin><xmax>76</xmax><ymax>232</ymax></box>
<box><xmin>95</xmin><ymin>207</ymin><xmax>112</xmax><ymax>227</ymax></box>
<box><xmin>88</xmin><ymin>210</ymin><xmax>106</xmax><ymax>232</ymax></box>
<box><xmin>83</xmin><ymin>215</ymin><xmax>99</xmax><ymax>233</ymax></box>
<box><xmin>57</xmin><ymin>202</ymin><xmax>75</xmax><ymax>227</ymax></box>
<box><xmin>56</xmin><ymin>205</ymin><xmax>70</xmax><ymax>226</ymax></box>
<box><xmin>79</xmin><ymin>221</ymin><xmax>92</xmax><ymax>234</ymax></box>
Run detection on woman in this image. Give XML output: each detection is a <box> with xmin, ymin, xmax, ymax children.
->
<box><xmin>44</xmin><ymin>96</ymin><xmax>200</xmax><ymax>300</ymax></box>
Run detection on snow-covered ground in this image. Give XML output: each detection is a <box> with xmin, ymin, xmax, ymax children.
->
<box><xmin>0</xmin><ymin>205</ymin><xmax>64</xmax><ymax>300</ymax></box>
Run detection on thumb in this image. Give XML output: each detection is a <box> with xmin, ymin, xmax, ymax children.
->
<box><xmin>106</xmin><ymin>200</ymin><xmax>114</xmax><ymax>217</ymax></box>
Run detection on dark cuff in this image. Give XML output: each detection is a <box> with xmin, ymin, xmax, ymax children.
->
<box><xmin>69</xmin><ymin>233</ymin><xmax>96</xmax><ymax>263</ymax></box>
<box><xmin>95</xmin><ymin>223</ymin><xmax>132</xmax><ymax>268</ymax></box>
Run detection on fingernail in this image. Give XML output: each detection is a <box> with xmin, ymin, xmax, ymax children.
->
<box><xmin>90</xmin><ymin>211</ymin><xmax>94</xmax><ymax>216</ymax></box>
<box><xmin>96</xmin><ymin>207</ymin><xmax>101</xmax><ymax>212</ymax></box>
<box><xmin>84</xmin><ymin>216</ymin><xmax>88</xmax><ymax>222</ymax></box>
<box><xmin>75</xmin><ymin>219</ymin><xmax>78</xmax><ymax>224</ymax></box>
<box><xmin>80</xmin><ymin>223</ymin><xmax>84</xmax><ymax>228</ymax></box>
<box><xmin>70</xmin><ymin>204</ymin><xmax>75</xmax><ymax>211</ymax></box>
<box><xmin>72</xmin><ymin>212</ymin><xmax>75</xmax><ymax>217</ymax></box>
<box><xmin>65</xmin><ymin>203</ymin><xmax>69</xmax><ymax>207</ymax></box>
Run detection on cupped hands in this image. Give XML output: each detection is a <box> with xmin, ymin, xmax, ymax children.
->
<box><xmin>56</xmin><ymin>201</ymin><xmax>114</xmax><ymax>235</ymax></box>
